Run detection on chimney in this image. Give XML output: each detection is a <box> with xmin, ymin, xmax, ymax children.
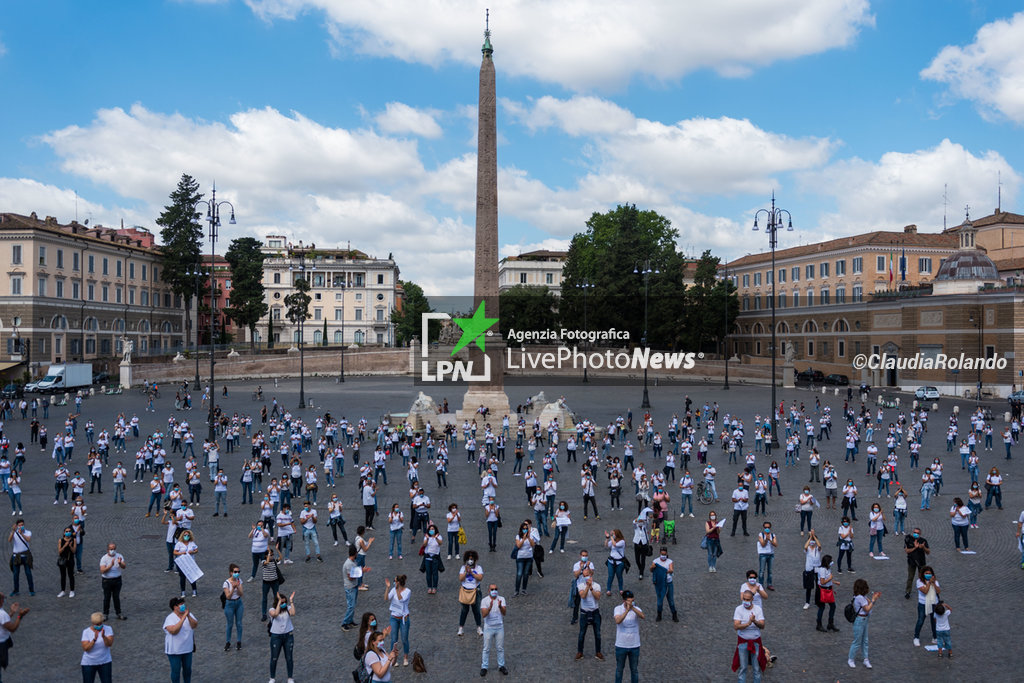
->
<box><xmin>904</xmin><ymin>224</ymin><xmax>917</xmax><ymax>234</ymax></box>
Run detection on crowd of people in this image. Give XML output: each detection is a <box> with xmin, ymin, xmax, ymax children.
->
<box><xmin>0</xmin><ymin>387</ymin><xmax>1021</xmax><ymax>681</ymax></box>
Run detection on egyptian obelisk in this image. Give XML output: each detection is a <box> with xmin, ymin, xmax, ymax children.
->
<box><xmin>459</xmin><ymin>11</ymin><xmax>511</xmax><ymax>421</ymax></box>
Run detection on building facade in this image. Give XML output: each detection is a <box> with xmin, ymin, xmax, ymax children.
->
<box><xmin>256</xmin><ymin>236</ymin><xmax>401</xmax><ymax>347</ymax></box>
<box><xmin>499</xmin><ymin>250</ymin><xmax>566</xmax><ymax>294</ymax></box>
<box><xmin>0</xmin><ymin>212</ymin><xmax>185</xmax><ymax>377</ymax></box>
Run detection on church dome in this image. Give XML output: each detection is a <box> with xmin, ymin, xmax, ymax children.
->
<box><xmin>933</xmin><ymin>250</ymin><xmax>999</xmax><ymax>281</ymax></box>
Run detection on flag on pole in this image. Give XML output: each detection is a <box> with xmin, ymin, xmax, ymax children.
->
<box><xmin>900</xmin><ymin>246</ymin><xmax>906</xmax><ymax>282</ymax></box>
<box><xmin>889</xmin><ymin>251</ymin><xmax>894</xmax><ymax>287</ymax></box>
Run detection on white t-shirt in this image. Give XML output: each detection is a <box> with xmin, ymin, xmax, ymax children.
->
<box><xmin>756</xmin><ymin>531</ymin><xmax>776</xmax><ymax>555</ymax></box>
<box><xmin>163</xmin><ymin>611</ymin><xmax>197</xmax><ymax>655</ymax></box>
<box><xmin>614</xmin><ymin>603</ymin><xmax>642</xmax><ymax>648</ymax></box>
<box><xmin>652</xmin><ymin>556</ymin><xmax>673</xmax><ymax>583</ymax></box>
<box><xmin>733</xmin><ymin>604</ymin><xmax>763</xmax><ymax>639</ymax></box>
<box><xmin>934</xmin><ymin>608</ymin><xmax>951</xmax><ymax>632</ymax></box>
<box><xmin>80</xmin><ymin>625</ymin><xmax>114</xmax><ymax>665</ymax></box>
<box><xmin>577</xmin><ymin>577</ymin><xmax>601</xmax><ymax>611</ymax></box>
<box><xmin>270</xmin><ymin>609</ymin><xmax>294</xmax><ymax>635</ymax></box>
<box><xmin>388</xmin><ymin>586</ymin><xmax>411</xmax><ymax>618</ymax></box>
<box><xmin>804</xmin><ymin>544</ymin><xmax>821</xmax><ymax>572</ymax></box>
<box><xmin>740</xmin><ymin>580</ymin><xmax>764</xmax><ymax>608</ymax></box>
<box><xmin>251</xmin><ymin>528</ymin><xmax>270</xmax><ymax>554</ymax></box>
<box><xmin>480</xmin><ymin>595</ymin><xmax>505</xmax><ymax>627</ymax></box>
<box><xmin>460</xmin><ymin>564</ymin><xmax>483</xmax><ymax>590</ymax></box>
<box><xmin>917</xmin><ymin>578</ymin><xmax>939</xmax><ymax>605</ymax></box>
<box><xmin>0</xmin><ymin>611</ymin><xmax>9</xmax><ymax>644</ymax></box>
<box><xmin>364</xmin><ymin>650</ymin><xmax>391</xmax><ymax>682</ymax></box>
<box><xmin>732</xmin><ymin>489</ymin><xmax>749</xmax><ymax>511</ymax></box>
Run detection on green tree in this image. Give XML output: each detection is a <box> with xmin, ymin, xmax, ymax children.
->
<box><xmin>267</xmin><ymin>315</ymin><xmax>274</xmax><ymax>350</ymax></box>
<box><xmin>391</xmin><ymin>280</ymin><xmax>432</xmax><ymax>346</ymax></box>
<box><xmin>560</xmin><ymin>204</ymin><xmax>686</xmax><ymax>348</ymax></box>
<box><xmin>223</xmin><ymin>237</ymin><xmax>268</xmax><ymax>352</ymax></box>
<box><xmin>679</xmin><ymin>250</ymin><xmax>737</xmax><ymax>352</ymax></box>
<box><xmin>498</xmin><ymin>285</ymin><xmax>558</xmax><ymax>339</ymax></box>
<box><xmin>322</xmin><ymin>319</ymin><xmax>328</xmax><ymax>347</ymax></box>
<box><xmin>284</xmin><ymin>277</ymin><xmax>312</xmax><ymax>344</ymax></box>
<box><xmin>156</xmin><ymin>174</ymin><xmax>204</xmax><ymax>350</ymax></box>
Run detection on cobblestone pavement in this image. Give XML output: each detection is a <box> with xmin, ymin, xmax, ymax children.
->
<box><xmin>1</xmin><ymin>376</ymin><xmax>1020</xmax><ymax>682</ymax></box>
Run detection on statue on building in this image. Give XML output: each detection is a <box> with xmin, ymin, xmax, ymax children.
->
<box><xmin>438</xmin><ymin>319</ymin><xmax>460</xmax><ymax>345</ymax></box>
<box><xmin>120</xmin><ymin>337</ymin><xmax>134</xmax><ymax>364</ymax></box>
<box><xmin>783</xmin><ymin>340</ymin><xmax>796</xmax><ymax>364</ymax></box>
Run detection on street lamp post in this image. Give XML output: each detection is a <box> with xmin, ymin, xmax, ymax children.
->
<box><xmin>969</xmin><ymin>308</ymin><xmax>983</xmax><ymax>405</ymax></box>
<box><xmin>634</xmin><ymin>259</ymin><xmax>660</xmax><ymax>410</ymax></box>
<box><xmin>338</xmin><ymin>281</ymin><xmax>346</xmax><ymax>383</ymax></box>
<box><xmin>187</xmin><ymin>264</ymin><xmax>204</xmax><ymax>391</ymax></box>
<box><xmin>289</xmin><ymin>242</ymin><xmax>315</xmax><ymax>409</ymax></box>
<box><xmin>576</xmin><ymin>281</ymin><xmax>594</xmax><ymax>383</ymax></box>
<box><xmin>752</xmin><ymin>192</ymin><xmax>793</xmax><ymax>450</ymax></box>
<box><xmin>721</xmin><ymin>265</ymin><xmax>731</xmax><ymax>390</ymax></box>
<box><xmin>195</xmin><ymin>185</ymin><xmax>235</xmax><ymax>441</ymax></box>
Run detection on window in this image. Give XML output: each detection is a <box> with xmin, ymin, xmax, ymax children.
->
<box><xmin>376</xmin><ymin>309</ymin><xmax>385</xmax><ymax>321</ymax></box>
<box><xmin>355</xmin><ymin>309</ymin><xmax>363</xmax><ymax>321</ymax></box>
<box><xmin>918</xmin><ymin>257</ymin><xmax>932</xmax><ymax>274</ymax></box>
<box><xmin>821</xmin><ymin>288</ymin><xmax>830</xmax><ymax>305</ymax></box>
<box><xmin>141</xmin><ymin>290</ymin><xmax>149</xmax><ymax>306</ymax></box>
<box><xmin>778</xmin><ymin>269</ymin><xmax>786</xmax><ymax>283</ymax></box>
<box><xmin>88</xmin><ymin>255</ymin><xmax>95</xmax><ymax>273</ymax></box>
<box><xmin>377</xmin><ymin>274</ymin><xmax>385</xmax><ymax>285</ymax></box>
<box><xmin>986</xmin><ymin>345</ymin><xmax>996</xmax><ymax>360</ymax></box>
<box><xmin>876</xmin><ymin>255</ymin><xmax>885</xmax><ymax>271</ymax></box>
<box><xmin>742</xmin><ymin>274</ymin><xmax>750</xmax><ymax>288</ymax></box>
<box><xmin>10</xmin><ymin>276</ymin><xmax>22</xmax><ymax>295</ymax></box>
<box><xmin>792</xmin><ymin>291</ymin><xmax>799</xmax><ymax>307</ymax></box>
<box><xmin>314</xmin><ymin>293</ymin><xmax>322</xmax><ymax>301</ymax></box>
<box><xmin>742</xmin><ymin>296</ymin><xmax>750</xmax><ymax>311</ymax></box>
<box><xmin>57</xmin><ymin>250</ymin><xmax>64</xmax><ymax>268</ymax></box>
<box><xmin>838</xmin><ymin>340</ymin><xmax>846</xmax><ymax>358</ymax></box>
<box><xmin>102</xmin><ymin>258</ymin><xmax>109</xmax><ymax>275</ymax></box>
<box><xmin>334</xmin><ymin>309</ymin><xmax>344</xmax><ymax>321</ymax></box>
<box><xmin>353</xmin><ymin>274</ymin><xmax>364</xmax><ymax>287</ymax></box>
<box><xmin>354</xmin><ymin>330</ymin><xmax>364</xmax><ymax>344</ymax></box>
<box><xmin>88</xmin><ymin>284</ymin><xmax>95</xmax><ymax>301</ymax></box>
<box><xmin>766</xmin><ymin>271</ymin><xmax>773</xmax><ymax>285</ymax></box>
<box><xmin>72</xmin><ymin>282</ymin><xmax>80</xmax><ymax>299</ymax></box>
<box><xmin>335</xmin><ymin>293</ymin><xmax>343</xmax><ymax>301</ymax></box>
<box><xmin>273</xmin><ymin>272</ymin><xmax>281</xmax><ymax>284</ymax></box>
<box><xmin>312</xmin><ymin>274</ymin><xmax>324</xmax><ymax>287</ymax></box>
<box><xmin>791</xmin><ymin>266</ymin><xmax>799</xmax><ymax>282</ymax></box>
<box><xmin>129</xmin><ymin>262</ymin><xmax>135</xmax><ymax>279</ymax></box>
<box><xmin>519</xmin><ymin>273</ymin><xmax>527</xmax><ymax>284</ymax></box>
<box><xmin>102</xmin><ymin>285</ymin><xmax>109</xmax><ymax>302</ymax></box>
<box><xmin>807</xmin><ymin>340</ymin><xmax>814</xmax><ymax>356</ymax></box>
<box><xmin>334</xmin><ymin>330</ymin><xmax>344</xmax><ymax>343</ymax></box>
<box><xmin>269</xmin><ymin>240</ymin><xmax>282</xmax><ymax>248</ymax></box>
<box><xmin>545</xmin><ymin>273</ymin><xmax>553</xmax><ymax>284</ymax></box>
<box><xmin>753</xmin><ymin>295</ymin><xmax>760</xmax><ymax>310</ymax></box>
<box><xmin>11</xmin><ymin>245</ymin><xmax>22</xmax><ymax>265</ymax></box>
<box><xmin>778</xmin><ymin>293</ymin><xmax>786</xmax><ymax>308</ymax></box>
<box><xmin>852</xmin><ymin>257</ymin><xmax>862</xmax><ymax>274</ymax></box>
<box><xmin>37</xmin><ymin>277</ymin><xmax>46</xmax><ymax>296</ymax></box>
<box><xmin>129</xmin><ymin>287</ymin><xmax>136</xmax><ymax>305</ymax></box>
<box><xmin>820</xmin><ymin>342</ymin><xmax>829</xmax><ymax>357</ymax></box>
<box><xmin>313</xmin><ymin>330</ymin><xmax>322</xmax><ymax>344</ymax></box>
<box><xmin>115</xmin><ymin>286</ymin><xmax>122</xmax><ymax>304</ymax></box>
<box><xmin>86</xmin><ymin>338</ymin><xmax>95</xmax><ymax>354</ymax></box>
<box><xmin>313</xmin><ymin>308</ymin><xmax>322</xmax><ymax>321</ymax></box>
<box><xmin>852</xmin><ymin>285</ymin><xmax>863</xmax><ymax>302</ymax></box>
<box><xmin>141</xmin><ymin>265</ymin><xmax>147</xmax><ymax>281</ymax></box>
<box><xmin>55</xmin><ymin>337</ymin><xmax>63</xmax><ymax>355</ymax></box>
<box><xmin>806</xmin><ymin>289</ymin><xmax>814</xmax><ymax>306</ymax></box>
<box><xmin>165</xmin><ymin>293</ymin><xmax>173</xmax><ymax>308</ymax></box>
<box><xmin>224</xmin><ymin>279</ymin><xmax>232</xmax><ymax>289</ymax></box>
<box><xmin>754</xmin><ymin>273</ymin><xmax>761</xmax><ymax>287</ymax></box>
<box><xmin>835</xmin><ymin>260</ymin><xmax>846</xmax><ymax>276</ymax></box>
<box><xmin>72</xmin><ymin>252</ymin><xmax>80</xmax><ymax>271</ymax></box>
<box><xmin>355</xmin><ymin>293</ymin><xmax>362</xmax><ymax>301</ymax></box>
<box><xmin>56</xmin><ymin>280</ymin><xmax>64</xmax><ymax>298</ymax></box>
<box><xmin>820</xmin><ymin>262</ymin><xmax>830</xmax><ymax>278</ymax></box>
<box><xmin>38</xmin><ymin>246</ymin><xmax>46</xmax><ymax>266</ymax></box>
<box><xmin>376</xmin><ymin>333</ymin><xmax>384</xmax><ymax>344</ymax></box>
<box><xmin>272</xmin><ymin>308</ymin><xmax>281</xmax><ymax>320</ymax></box>
<box><xmin>756</xmin><ymin>341</ymin><xmax>762</xmax><ymax>355</ymax></box>
<box><xmin>836</xmin><ymin>286</ymin><xmax>846</xmax><ymax>304</ymax></box>
<box><xmin>116</xmin><ymin>260</ymin><xmax>122</xmax><ymax>278</ymax></box>
<box><xmin>805</xmin><ymin>264</ymin><xmax>814</xmax><ymax>280</ymax></box>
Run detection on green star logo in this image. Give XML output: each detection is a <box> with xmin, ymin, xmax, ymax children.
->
<box><xmin>451</xmin><ymin>301</ymin><xmax>498</xmax><ymax>356</ymax></box>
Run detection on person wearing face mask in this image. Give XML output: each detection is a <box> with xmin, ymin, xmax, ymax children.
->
<box><xmin>298</xmin><ymin>502</ymin><xmax>322</xmax><ymax>563</ymax></box>
<box><xmin>327</xmin><ymin>494</ymin><xmax>348</xmax><ymax>547</ymax></box>
<box><xmin>364</xmin><ymin>628</ymin><xmax>400</xmax><ymax>682</ymax></box>
<box><xmin>632</xmin><ymin>512</ymin><xmax>652</xmax><ymax>581</ymax></box>
<box><xmin>920</xmin><ymin>468</ymin><xmax>936</xmax><ymax>510</ymax></box>
<box><xmin>813</xmin><ymin>553</ymin><xmax>840</xmax><ymax>631</ymax></box>
<box><xmin>384</xmin><ymin>575</ymin><xmax>412</xmax><ymax>667</ymax></box>
<box><xmin>80</xmin><ymin>611</ymin><xmax>114</xmax><ymax>683</ymax></box>
<box><xmin>457</xmin><ymin>551</ymin><xmax>484</xmax><ymax>636</ymax></box>
<box><xmin>649</xmin><ymin>547</ymin><xmax>678</xmax><ymax>622</ymax></box>
<box><xmin>221</xmin><ymin>563</ymin><xmax>245</xmax><ymax>652</ymax></box>
<box><xmin>354</xmin><ymin>612</ymin><xmax>390</xmax><ymax>662</ymax></box>
<box><xmin>802</xmin><ymin>531</ymin><xmax>821</xmax><ymax>609</ymax></box>
<box><xmin>984</xmin><ymin>467</ymin><xmax>1003</xmax><ymax>509</ymax></box>
<box><xmin>164</xmin><ymin>596</ymin><xmax>198</xmax><ymax>683</ymax></box>
<box><xmin>704</xmin><ymin>511</ymin><xmax>723</xmax><ymax>572</ymax></box>
<box><xmin>730</xmin><ymin>481</ymin><xmax>749</xmax><ymax>537</ymax></box>
<box><xmin>868</xmin><ymin>504</ymin><xmax>886</xmax><ymax>558</ymax></box>
<box><xmin>613</xmin><ymin>589</ymin><xmax>644</xmax><ymax>683</ymax></box>
<box><xmin>569</xmin><ymin>551</ymin><xmax>595</xmax><ymax>625</ymax></box>
<box><xmin>949</xmin><ymin>497</ymin><xmax>971</xmax><ymax>552</ymax></box>
<box><xmin>798</xmin><ymin>486</ymin><xmax>815</xmax><ymax>536</ymax></box>
<box><xmin>913</xmin><ymin>566</ymin><xmax>940</xmax><ymax>647</ymax></box>
<box><xmin>756</xmin><ymin>523</ymin><xmax>777</xmax><ymax>590</ymax></box>
<box><xmin>174</xmin><ymin>531</ymin><xmax>199</xmax><ymax>597</ymax></box>
<box><xmin>511</xmin><ymin>522</ymin><xmax>536</xmax><ymax>597</ymax></box>
<box><xmin>966</xmin><ymin>483</ymin><xmax>983</xmax><ymax>528</ymax></box>
<box><xmin>752</xmin><ymin>475</ymin><xmax>768</xmax><ymax>517</ymax></box>
<box><xmin>892</xmin><ymin>487</ymin><xmax>908</xmax><ymax>535</ymax></box>
<box><xmin>248</xmin><ymin>521</ymin><xmax>270</xmax><ymax>581</ymax></box>
<box><xmin>732</xmin><ymin>589</ymin><xmax>766</xmax><ymax>683</ymax></box>
<box><xmin>57</xmin><ymin>524</ymin><xmax>77</xmax><ymax>598</ymax></box>
<box><xmin>550</xmin><ymin>501</ymin><xmax>572</xmax><ymax>553</ymax></box>
<box><xmin>575</xmin><ymin>565</ymin><xmax>604</xmax><ymax>661</ymax></box>
<box><xmin>479</xmin><ymin>583</ymin><xmax>508</xmax><ymax>676</ymax></box>
<box><xmin>8</xmin><ymin>519</ymin><xmax>33</xmax><ymax>596</ymax></box>
<box><xmin>420</xmin><ymin>524</ymin><xmax>443</xmax><ymax>594</ymax></box>
<box><xmin>836</xmin><ymin>517</ymin><xmax>854</xmax><ymax>573</ymax></box>
<box><xmin>387</xmin><ymin>505</ymin><xmax>405</xmax><ymax>560</ymax></box>
<box><xmin>99</xmin><ymin>543</ymin><xmax>126</xmax><ymax>621</ymax></box>
<box><xmin>841</xmin><ymin>480</ymin><xmax>858</xmax><ymax>521</ymax></box>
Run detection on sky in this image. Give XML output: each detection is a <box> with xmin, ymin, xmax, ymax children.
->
<box><xmin>1</xmin><ymin>1</ymin><xmax>1023</xmax><ymax>295</ymax></box>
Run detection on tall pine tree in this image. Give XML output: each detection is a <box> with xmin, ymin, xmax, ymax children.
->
<box><xmin>156</xmin><ymin>174</ymin><xmax>204</xmax><ymax>351</ymax></box>
<box><xmin>224</xmin><ymin>237</ymin><xmax>269</xmax><ymax>351</ymax></box>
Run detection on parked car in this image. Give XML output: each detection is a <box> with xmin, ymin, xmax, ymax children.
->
<box><xmin>914</xmin><ymin>386</ymin><xmax>940</xmax><ymax>400</ymax></box>
<box><xmin>1008</xmin><ymin>390</ymin><xmax>1024</xmax><ymax>403</ymax></box>
<box><xmin>1</xmin><ymin>383</ymin><xmax>24</xmax><ymax>399</ymax></box>
<box><xmin>796</xmin><ymin>369</ymin><xmax>825</xmax><ymax>384</ymax></box>
<box><xmin>92</xmin><ymin>370</ymin><xmax>111</xmax><ymax>385</ymax></box>
<box><xmin>824</xmin><ymin>374</ymin><xmax>849</xmax><ymax>386</ymax></box>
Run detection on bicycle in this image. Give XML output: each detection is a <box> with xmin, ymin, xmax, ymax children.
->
<box><xmin>696</xmin><ymin>481</ymin><xmax>716</xmax><ymax>505</ymax></box>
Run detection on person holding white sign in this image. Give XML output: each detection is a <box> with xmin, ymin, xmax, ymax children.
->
<box><xmin>174</xmin><ymin>531</ymin><xmax>200</xmax><ymax>597</ymax></box>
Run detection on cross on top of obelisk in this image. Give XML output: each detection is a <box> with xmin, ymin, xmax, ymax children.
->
<box><xmin>482</xmin><ymin>9</ymin><xmax>493</xmax><ymax>55</ymax></box>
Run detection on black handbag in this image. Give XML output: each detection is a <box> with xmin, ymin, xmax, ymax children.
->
<box><xmin>276</xmin><ymin>564</ymin><xmax>286</xmax><ymax>585</ymax></box>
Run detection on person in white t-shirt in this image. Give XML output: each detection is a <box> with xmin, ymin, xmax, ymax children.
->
<box><xmin>933</xmin><ymin>601</ymin><xmax>953</xmax><ymax>657</ymax></box>
<box><xmin>479</xmin><ymin>583</ymin><xmax>507</xmax><ymax>675</ymax></box>
<box><xmin>384</xmin><ymin>575</ymin><xmax>412</xmax><ymax>667</ymax></box>
<box><xmin>163</xmin><ymin>596</ymin><xmax>198</xmax><ymax>683</ymax></box>
<box><xmin>613</xmin><ymin>589</ymin><xmax>644</xmax><ymax>683</ymax></box>
<box><xmin>268</xmin><ymin>590</ymin><xmax>296</xmax><ymax>681</ymax></box>
<box><xmin>733</xmin><ymin>590</ymin><xmax>765</xmax><ymax>681</ymax></box>
<box><xmin>80</xmin><ymin>611</ymin><xmax>114</xmax><ymax>681</ymax></box>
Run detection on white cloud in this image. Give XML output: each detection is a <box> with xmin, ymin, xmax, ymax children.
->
<box><xmin>243</xmin><ymin>0</ymin><xmax>874</xmax><ymax>90</ymax></box>
<box><xmin>805</xmin><ymin>139</ymin><xmax>1021</xmax><ymax>234</ymax></box>
<box><xmin>0</xmin><ymin>178</ymin><xmax>148</xmax><ymax>228</ymax></box>
<box><xmin>922</xmin><ymin>12</ymin><xmax>1024</xmax><ymax>123</ymax></box>
<box><xmin>499</xmin><ymin>238</ymin><xmax>571</xmax><ymax>260</ymax></box>
<box><xmin>503</xmin><ymin>96</ymin><xmax>635</xmax><ymax>136</ymax></box>
<box><xmin>374</xmin><ymin>102</ymin><xmax>443</xmax><ymax>138</ymax></box>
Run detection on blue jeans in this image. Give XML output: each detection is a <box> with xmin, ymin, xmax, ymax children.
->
<box><xmin>736</xmin><ymin>640</ymin><xmax>761</xmax><ymax>683</ymax></box>
<box><xmin>606</xmin><ymin>560</ymin><xmax>624</xmax><ymax>593</ymax></box>
<box><xmin>849</xmin><ymin>616</ymin><xmax>869</xmax><ymax>661</ymax></box>
<box><xmin>343</xmin><ymin>586</ymin><xmax>358</xmax><ymax>625</ymax></box>
<box><xmin>424</xmin><ymin>555</ymin><xmax>440</xmax><ymax>589</ymax></box>
<box><xmin>514</xmin><ymin>558</ymin><xmax>531</xmax><ymax>593</ymax></box>
<box><xmin>758</xmin><ymin>554</ymin><xmax>774</xmax><ymax>586</ymax></box>
<box><xmin>389</xmin><ymin>528</ymin><xmax>403</xmax><ymax>557</ymax></box>
<box><xmin>936</xmin><ymin>629</ymin><xmax>952</xmax><ymax>652</ymax></box>
<box><xmin>920</xmin><ymin>487</ymin><xmax>933</xmax><ymax>509</ymax></box>
<box><xmin>269</xmin><ymin>631</ymin><xmax>294</xmax><ymax>678</ymax></box>
<box><xmin>953</xmin><ymin>524</ymin><xmax>969</xmax><ymax>549</ymax></box>
<box><xmin>869</xmin><ymin>533</ymin><xmax>883</xmax><ymax>554</ymax></box>
<box><xmin>224</xmin><ymin>598</ymin><xmax>243</xmax><ymax>642</ymax></box>
<box><xmin>615</xmin><ymin>646</ymin><xmax>639</xmax><ymax>683</ymax></box>
<box><xmin>800</xmin><ymin>510</ymin><xmax>813</xmax><ymax>532</ymax></box>
<box><xmin>482</xmin><ymin>625</ymin><xmax>505</xmax><ymax>669</ymax></box>
<box><xmin>915</xmin><ymin>602</ymin><xmax>936</xmax><ymax>639</ymax></box>
<box><xmin>706</xmin><ymin>538</ymin><xmax>721</xmax><ymax>569</ymax></box>
<box><xmin>389</xmin><ymin>614</ymin><xmax>410</xmax><ymax>655</ymax></box>
<box><xmin>550</xmin><ymin>526</ymin><xmax>568</xmax><ymax>552</ymax></box>
<box><xmin>680</xmin><ymin>494</ymin><xmax>692</xmax><ymax>515</ymax></box>
<box><xmin>11</xmin><ymin>557</ymin><xmax>34</xmax><ymax>593</ymax></box>
<box><xmin>215</xmin><ymin>491</ymin><xmax>227</xmax><ymax>515</ymax></box>
<box><xmin>302</xmin><ymin>528</ymin><xmax>320</xmax><ymax>557</ymax></box>
<box><xmin>577</xmin><ymin>609</ymin><xmax>602</xmax><ymax>655</ymax></box>
<box><xmin>893</xmin><ymin>509</ymin><xmax>906</xmax><ymax>534</ymax></box>
<box><xmin>81</xmin><ymin>661</ymin><xmax>113</xmax><ymax>683</ymax></box>
<box><xmin>654</xmin><ymin>580</ymin><xmax>676</xmax><ymax>615</ymax></box>
<box><xmin>534</xmin><ymin>510</ymin><xmax>550</xmax><ymax>536</ymax></box>
<box><xmin>167</xmin><ymin>652</ymin><xmax>193</xmax><ymax>683</ymax></box>
<box><xmin>7</xmin><ymin>491</ymin><xmax>21</xmax><ymax>514</ymax></box>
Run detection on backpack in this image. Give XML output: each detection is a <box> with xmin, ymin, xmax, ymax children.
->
<box><xmin>844</xmin><ymin>598</ymin><xmax>858</xmax><ymax>623</ymax></box>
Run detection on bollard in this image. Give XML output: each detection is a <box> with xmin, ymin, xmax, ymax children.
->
<box><xmin>953</xmin><ymin>405</ymin><xmax>959</xmax><ymax>415</ymax></box>
<box><xmin>1006</xmin><ymin>411</ymin><xmax>1012</xmax><ymax>423</ymax></box>
<box><xmin>932</xmin><ymin>402</ymin><xmax>938</xmax><ymax>412</ymax></box>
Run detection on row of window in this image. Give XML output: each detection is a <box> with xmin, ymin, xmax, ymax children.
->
<box><xmin>8</xmin><ymin>335</ymin><xmax>173</xmax><ymax>358</ymax></box>
<box><xmin>270</xmin><ymin>271</ymin><xmax>385</xmax><ymax>287</ymax></box>
<box><xmin>10</xmin><ymin>245</ymin><xmax>159</xmax><ymax>281</ymax></box>
<box><xmin>269</xmin><ymin>307</ymin><xmax>387</xmax><ymax>322</ymax></box>
<box><xmin>10</xmin><ymin>276</ymin><xmax>174</xmax><ymax>307</ymax></box>
<box><xmin>517</xmin><ymin>272</ymin><xmax>556</xmax><ymax>285</ymax></box>
<box><xmin>741</xmin><ymin>256</ymin><xmax>934</xmax><ymax>288</ymax></box>
<box><xmin>742</xmin><ymin>286</ymin><xmax>864</xmax><ymax>310</ymax></box>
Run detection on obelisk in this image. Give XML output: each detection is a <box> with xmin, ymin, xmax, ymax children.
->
<box><xmin>459</xmin><ymin>12</ymin><xmax>511</xmax><ymax>421</ymax></box>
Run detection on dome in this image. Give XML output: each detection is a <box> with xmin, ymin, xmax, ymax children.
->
<box><xmin>934</xmin><ymin>250</ymin><xmax>999</xmax><ymax>281</ymax></box>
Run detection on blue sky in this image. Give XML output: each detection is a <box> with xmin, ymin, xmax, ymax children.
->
<box><xmin>1</xmin><ymin>1</ymin><xmax>1023</xmax><ymax>294</ymax></box>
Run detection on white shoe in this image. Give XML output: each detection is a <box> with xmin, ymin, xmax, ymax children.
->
<box><xmin>57</xmin><ymin>591</ymin><xmax>65</xmax><ymax>598</ymax></box>
<box><xmin>69</xmin><ymin>591</ymin><xmax>75</xmax><ymax>597</ymax></box>
<box><xmin>913</xmin><ymin>638</ymin><xmax>920</xmax><ymax>647</ymax></box>
<box><xmin>863</xmin><ymin>660</ymin><xmax>872</xmax><ymax>669</ymax></box>
<box><xmin>246</xmin><ymin>577</ymin><xmax>254</xmax><ymax>583</ymax></box>
<box><xmin>689</xmin><ymin>513</ymin><xmax>694</xmax><ymax>517</ymax></box>
<box><xmin>269</xmin><ymin>679</ymin><xmax>275</xmax><ymax>683</ymax></box>
<box><xmin>455</xmin><ymin>553</ymin><xmax>461</xmax><ymax>559</ymax></box>
<box><xmin>477</xmin><ymin>626</ymin><xmax>483</xmax><ymax>636</ymax></box>
<box><xmin>457</xmin><ymin>627</ymin><xmax>464</xmax><ymax>636</ymax></box>
<box><xmin>803</xmin><ymin>603</ymin><xmax>809</xmax><ymax>609</ymax></box>
<box><xmin>334</xmin><ymin>541</ymin><xmax>339</xmax><ymax>546</ymax></box>
<box><xmin>560</xmin><ymin>549</ymin><xmax>565</xmax><ymax>553</ymax></box>
<box><xmin>9</xmin><ymin>512</ymin><xmax>14</xmax><ymax>516</ymax></box>
<box><xmin>447</xmin><ymin>555</ymin><xmax>452</xmax><ymax>560</ymax></box>
<box><xmin>679</xmin><ymin>513</ymin><xmax>685</xmax><ymax>518</ymax></box>
<box><xmin>848</xmin><ymin>659</ymin><xmax>856</xmax><ymax>669</ymax></box>
<box><xmin>288</xmin><ymin>679</ymin><xmax>295</xmax><ymax>683</ymax></box>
